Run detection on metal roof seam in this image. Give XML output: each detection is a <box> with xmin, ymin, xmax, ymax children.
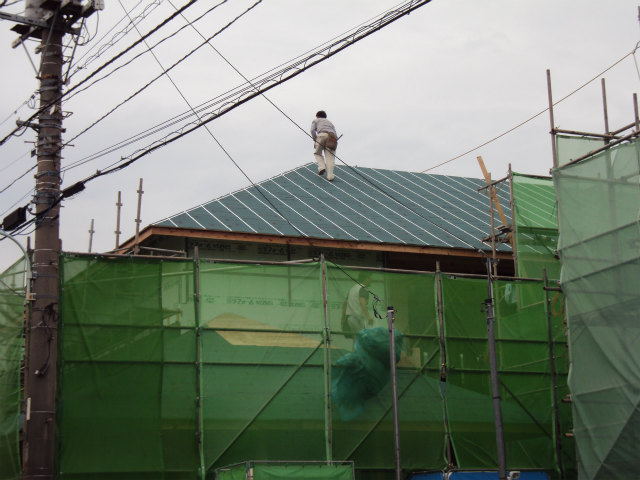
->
<box><xmin>184</xmin><ymin>211</ymin><xmax>207</xmax><ymax>230</ymax></box>
<box><xmin>241</xmin><ymin>187</ymin><xmax>304</xmax><ymax>236</ymax></box>
<box><xmin>288</xmin><ymin>170</ymin><xmax>400</xmax><ymax>244</ymax></box>
<box><xmin>199</xmin><ymin>204</ymin><xmax>233</xmax><ymax>231</ymax></box>
<box><xmin>256</xmin><ymin>181</ymin><xmax>337</xmax><ymax>239</ymax></box>
<box><xmin>271</xmin><ymin>172</ymin><xmax>360</xmax><ymax>241</ymax></box>
<box><xmin>217</xmin><ymin>198</ymin><xmax>259</xmax><ymax>233</ymax></box>
<box><xmin>408</xmin><ymin>171</ymin><xmax>497</xmax><ymax>220</ymax></box>
<box><xmin>376</xmin><ymin>169</ymin><xmax>490</xmax><ymax>240</ymax></box>
<box><xmin>324</xmin><ymin>166</ymin><xmax>440</xmax><ymax>247</ymax></box>
<box><xmin>230</xmin><ymin>192</ymin><xmax>284</xmax><ymax>236</ymax></box>
<box><xmin>355</xmin><ymin>167</ymin><xmax>483</xmax><ymax>249</ymax></box>
<box><xmin>335</xmin><ymin>166</ymin><xmax>447</xmax><ymax>246</ymax></box>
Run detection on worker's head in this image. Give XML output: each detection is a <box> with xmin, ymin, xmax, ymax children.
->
<box><xmin>316</xmin><ymin>110</ymin><xmax>327</xmax><ymax>118</ymax></box>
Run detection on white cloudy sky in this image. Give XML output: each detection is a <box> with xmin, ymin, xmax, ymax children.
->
<box><xmin>1</xmin><ymin>0</ymin><xmax>639</xmax><ymax>270</ymax></box>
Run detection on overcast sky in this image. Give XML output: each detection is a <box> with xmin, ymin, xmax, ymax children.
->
<box><xmin>1</xmin><ymin>0</ymin><xmax>639</xmax><ymax>270</ymax></box>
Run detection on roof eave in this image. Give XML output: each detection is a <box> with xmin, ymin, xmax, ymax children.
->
<box><xmin>118</xmin><ymin>225</ymin><xmax>510</xmax><ymax>259</ymax></box>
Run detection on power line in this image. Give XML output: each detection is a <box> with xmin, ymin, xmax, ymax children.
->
<box><xmin>0</xmin><ymin>163</ymin><xmax>36</xmax><ymax>194</ymax></box>
<box><xmin>63</xmin><ymin>1</ymin><xmax>221</xmax><ymax>105</ymax></box>
<box><xmin>4</xmin><ymin>0</ymin><xmax>486</xmax><ymax>256</ymax></box>
<box><xmin>83</xmin><ymin>0</ymin><xmax>488</xmax><ymax>254</ymax></box>
<box><xmin>71</xmin><ymin>0</ymin><xmax>435</xmax><ymax>178</ymax></box>
<box><xmin>0</xmin><ymin>0</ymin><xmax>201</xmax><ymax>147</ymax></box>
<box><xmin>60</xmin><ymin>0</ymin><xmax>423</xmax><ymax>174</ymax></box>
<box><xmin>422</xmin><ymin>44</ymin><xmax>640</xmax><ymax>173</ymax></box>
<box><xmin>65</xmin><ymin>0</ymin><xmax>163</xmax><ymax>82</ymax></box>
<box><xmin>5</xmin><ymin>0</ymin><xmax>435</xmax><ymax>237</ymax></box>
<box><xmin>116</xmin><ymin>0</ymin><xmax>304</xmax><ymax>238</ymax></box>
<box><xmin>164</xmin><ymin>0</ymin><xmax>484</xmax><ymax>250</ymax></box>
<box><xmin>0</xmin><ymin>92</ymin><xmax>37</xmax><ymax>129</ymax></box>
<box><xmin>0</xmin><ymin>150</ymin><xmax>30</xmax><ymax>173</ymax></box>
<box><xmin>66</xmin><ymin>0</ymin><xmax>239</xmax><ymax>144</ymax></box>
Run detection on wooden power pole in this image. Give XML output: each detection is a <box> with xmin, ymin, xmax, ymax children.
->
<box><xmin>2</xmin><ymin>2</ymin><xmax>103</xmax><ymax>478</ymax></box>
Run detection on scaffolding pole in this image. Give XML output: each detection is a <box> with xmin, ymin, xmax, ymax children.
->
<box><xmin>547</xmin><ymin>69</ymin><xmax>558</xmax><ymax>169</ymax></box>
<box><xmin>484</xmin><ymin>258</ymin><xmax>507</xmax><ymax>480</ymax></box>
<box><xmin>544</xmin><ymin>269</ymin><xmax>565</xmax><ymax>479</ymax></box>
<box><xmin>387</xmin><ymin>306</ymin><xmax>402</xmax><ymax>480</ymax></box>
<box><xmin>320</xmin><ymin>254</ymin><xmax>333</xmax><ymax>462</ymax></box>
<box><xmin>194</xmin><ymin>246</ymin><xmax>206</xmax><ymax>480</ymax></box>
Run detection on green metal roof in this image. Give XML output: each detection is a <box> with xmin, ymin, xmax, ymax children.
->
<box><xmin>155</xmin><ymin>163</ymin><xmax>513</xmax><ymax>252</ymax></box>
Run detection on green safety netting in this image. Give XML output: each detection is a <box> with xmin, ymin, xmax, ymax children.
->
<box><xmin>511</xmin><ymin>173</ymin><xmax>561</xmax><ymax>281</ymax></box>
<box><xmin>441</xmin><ymin>276</ymin><xmax>573</xmax><ymax>477</ymax></box>
<box><xmin>325</xmin><ymin>266</ymin><xmax>444</xmax><ymax>471</ymax></box>
<box><xmin>215</xmin><ymin>461</ymin><xmax>354</xmax><ymax>480</ymax></box>
<box><xmin>553</xmin><ymin>138</ymin><xmax>640</xmax><ymax>480</ymax></box>
<box><xmin>555</xmin><ymin>135</ymin><xmax>605</xmax><ymax>167</ymax></box>
<box><xmin>56</xmin><ymin>255</ymin><xmax>574</xmax><ymax>479</ymax></box>
<box><xmin>0</xmin><ymin>259</ymin><xmax>26</xmax><ymax>480</ymax></box>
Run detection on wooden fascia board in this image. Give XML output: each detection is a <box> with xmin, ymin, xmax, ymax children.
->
<box><xmin>122</xmin><ymin>226</ymin><xmax>512</xmax><ymax>259</ymax></box>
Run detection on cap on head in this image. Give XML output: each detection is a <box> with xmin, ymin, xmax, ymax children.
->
<box><xmin>316</xmin><ymin>110</ymin><xmax>327</xmax><ymax>118</ymax></box>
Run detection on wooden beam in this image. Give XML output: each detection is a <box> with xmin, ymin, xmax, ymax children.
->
<box><xmin>477</xmin><ymin>156</ymin><xmax>509</xmax><ymax>228</ymax></box>
<box><xmin>119</xmin><ymin>225</ymin><xmax>513</xmax><ymax>260</ymax></box>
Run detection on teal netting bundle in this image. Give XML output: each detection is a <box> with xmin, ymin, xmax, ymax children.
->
<box><xmin>331</xmin><ymin>327</ymin><xmax>403</xmax><ymax>420</ymax></box>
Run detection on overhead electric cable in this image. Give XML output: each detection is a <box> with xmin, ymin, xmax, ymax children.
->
<box><xmin>0</xmin><ymin>93</ymin><xmax>37</xmax><ymax>128</ymax></box>
<box><xmin>0</xmin><ymin>150</ymin><xmax>30</xmax><ymax>173</ymax></box>
<box><xmin>422</xmin><ymin>44</ymin><xmax>640</xmax><ymax>173</ymax></box>
<box><xmin>170</xmin><ymin>0</ymin><xmax>415</xmax><ymax>140</ymax></box>
<box><xmin>66</xmin><ymin>0</ymin><xmax>162</xmax><ymax>81</ymax></box>
<box><xmin>64</xmin><ymin>1</ymin><xmax>225</xmax><ymax>105</ymax></box>
<box><xmin>81</xmin><ymin>0</ymin><xmax>488</xmax><ymax>254</ymax></box>
<box><xmin>65</xmin><ymin>0</ymin><xmax>237</xmax><ymax>143</ymax></box>
<box><xmin>0</xmin><ymin>187</ymin><xmax>32</xmax><ymax>218</ymax></box>
<box><xmin>167</xmin><ymin>0</ymin><xmax>468</xmax><ymax>243</ymax></box>
<box><xmin>0</xmin><ymin>164</ymin><xmax>36</xmax><ymax>194</ymax></box>
<box><xmin>61</xmin><ymin>0</ymin><xmax>422</xmax><ymax>172</ymax></box>
<box><xmin>0</xmin><ymin>0</ymin><xmax>201</xmax><ymax>146</ymax></box>
<box><xmin>6</xmin><ymin>0</ymin><xmax>480</xmax><ymax>252</ymax></box>
<box><xmin>116</xmin><ymin>0</ymin><xmax>305</xmax><ymax>237</ymax></box>
<box><xmin>78</xmin><ymin>0</ymin><xmax>435</xmax><ymax>178</ymax></box>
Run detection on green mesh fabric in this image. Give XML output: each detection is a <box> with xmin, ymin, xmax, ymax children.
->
<box><xmin>199</xmin><ymin>262</ymin><xmax>326</xmax><ymax>469</ymax></box>
<box><xmin>58</xmin><ymin>257</ymin><xmax>199</xmax><ymax>479</ymax></box>
<box><xmin>511</xmin><ymin>173</ymin><xmax>561</xmax><ymax>281</ymax></box>
<box><xmin>442</xmin><ymin>276</ymin><xmax>573</xmax><ymax>476</ymax></box>
<box><xmin>0</xmin><ymin>259</ymin><xmax>26</xmax><ymax>480</ymax></box>
<box><xmin>555</xmin><ymin>135</ymin><xmax>605</xmax><ymax>167</ymax></box>
<box><xmin>57</xmin><ymin>255</ymin><xmax>573</xmax><ymax>479</ymax></box>
<box><xmin>553</xmin><ymin>138</ymin><xmax>640</xmax><ymax>480</ymax></box>
<box><xmin>325</xmin><ymin>267</ymin><xmax>445</xmax><ymax>471</ymax></box>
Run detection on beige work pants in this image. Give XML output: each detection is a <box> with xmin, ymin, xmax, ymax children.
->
<box><xmin>314</xmin><ymin>132</ymin><xmax>336</xmax><ymax>180</ymax></box>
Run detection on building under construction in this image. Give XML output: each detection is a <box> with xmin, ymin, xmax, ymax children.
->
<box><xmin>1</xmin><ymin>77</ymin><xmax>639</xmax><ymax>480</ymax></box>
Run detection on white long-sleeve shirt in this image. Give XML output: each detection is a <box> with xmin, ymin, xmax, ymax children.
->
<box><xmin>310</xmin><ymin>118</ymin><xmax>337</xmax><ymax>140</ymax></box>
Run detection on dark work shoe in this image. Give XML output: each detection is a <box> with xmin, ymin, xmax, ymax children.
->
<box><xmin>318</xmin><ymin>169</ymin><xmax>325</xmax><ymax>176</ymax></box>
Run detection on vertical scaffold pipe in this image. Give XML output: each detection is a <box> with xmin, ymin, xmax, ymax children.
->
<box><xmin>194</xmin><ymin>246</ymin><xmax>205</xmax><ymax>480</ymax></box>
<box><xmin>320</xmin><ymin>254</ymin><xmax>333</xmax><ymax>462</ymax></box>
<box><xmin>544</xmin><ymin>269</ymin><xmax>565</xmax><ymax>479</ymax></box>
<box><xmin>387</xmin><ymin>306</ymin><xmax>402</xmax><ymax>480</ymax></box>
<box><xmin>485</xmin><ymin>259</ymin><xmax>507</xmax><ymax>480</ymax></box>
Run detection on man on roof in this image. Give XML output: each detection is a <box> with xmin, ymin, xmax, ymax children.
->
<box><xmin>310</xmin><ymin>110</ymin><xmax>338</xmax><ymax>181</ymax></box>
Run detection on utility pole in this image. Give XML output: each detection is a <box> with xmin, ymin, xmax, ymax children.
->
<box><xmin>3</xmin><ymin>2</ymin><xmax>103</xmax><ymax>478</ymax></box>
